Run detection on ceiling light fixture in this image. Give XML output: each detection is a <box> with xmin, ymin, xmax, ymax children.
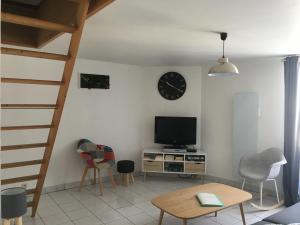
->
<box><xmin>208</xmin><ymin>32</ymin><xmax>239</xmax><ymax>77</ymax></box>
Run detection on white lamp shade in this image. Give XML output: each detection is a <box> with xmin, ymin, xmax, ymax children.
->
<box><xmin>208</xmin><ymin>57</ymin><xmax>239</xmax><ymax>77</ymax></box>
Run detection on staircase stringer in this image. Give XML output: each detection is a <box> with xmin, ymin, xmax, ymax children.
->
<box><xmin>31</xmin><ymin>0</ymin><xmax>90</xmax><ymax>217</ymax></box>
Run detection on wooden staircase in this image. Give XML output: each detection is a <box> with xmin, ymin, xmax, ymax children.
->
<box><xmin>1</xmin><ymin>0</ymin><xmax>114</xmax><ymax>217</ymax></box>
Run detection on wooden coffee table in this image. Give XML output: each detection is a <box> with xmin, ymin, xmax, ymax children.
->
<box><xmin>151</xmin><ymin>183</ymin><xmax>252</xmax><ymax>225</ymax></box>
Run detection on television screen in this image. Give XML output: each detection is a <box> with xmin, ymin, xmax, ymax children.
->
<box><xmin>155</xmin><ymin>116</ymin><xmax>196</xmax><ymax>145</ymax></box>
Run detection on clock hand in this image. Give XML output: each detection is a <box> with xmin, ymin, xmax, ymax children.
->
<box><xmin>165</xmin><ymin>81</ymin><xmax>184</xmax><ymax>93</ymax></box>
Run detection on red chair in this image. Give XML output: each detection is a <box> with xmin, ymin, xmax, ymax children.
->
<box><xmin>77</xmin><ymin>139</ymin><xmax>116</xmax><ymax>195</ymax></box>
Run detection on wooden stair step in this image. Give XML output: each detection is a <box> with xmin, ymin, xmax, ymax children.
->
<box><xmin>1</xmin><ymin>125</ymin><xmax>53</xmax><ymax>131</ymax></box>
<box><xmin>1</xmin><ymin>12</ymin><xmax>77</xmax><ymax>33</ymax></box>
<box><xmin>1</xmin><ymin>47</ymin><xmax>70</xmax><ymax>61</ymax></box>
<box><xmin>1</xmin><ymin>175</ymin><xmax>39</xmax><ymax>185</ymax></box>
<box><xmin>1</xmin><ymin>160</ymin><xmax>43</xmax><ymax>169</ymax></box>
<box><xmin>1</xmin><ymin>143</ymin><xmax>49</xmax><ymax>151</ymax></box>
<box><xmin>1</xmin><ymin>78</ymin><xmax>63</xmax><ymax>86</ymax></box>
<box><xmin>1</xmin><ymin>104</ymin><xmax>57</xmax><ymax>109</ymax></box>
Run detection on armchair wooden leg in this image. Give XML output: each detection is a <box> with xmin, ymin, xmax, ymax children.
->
<box><xmin>97</xmin><ymin>169</ymin><xmax>104</xmax><ymax>195</ymax></box>
<box><xmin>79</xmin><ymin>166</ymin><xmax>89</xmax><ymax>191</ymax></box>
<box><xmin>108</xmin><ymin>167</ymin><xmax>116</xmax><ymax>188</ymax></box>
<box><xmin>93</xmin><ymin>168</ymin><xmax>97</xmax><ymax>184</ymax></box>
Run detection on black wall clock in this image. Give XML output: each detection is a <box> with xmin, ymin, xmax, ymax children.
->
<box><xmin>158</xmin><ymin>72</ymin><xmax>186</xmax><ymax>100</ymax></box>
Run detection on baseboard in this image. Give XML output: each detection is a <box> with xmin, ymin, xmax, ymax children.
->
<box><xmin>38</xmin><ymin>171</ymin><xmax>281</xmax><ymax>199</ymax></box>
<box><xmin>39</xmin><ymin>171</ymin><xmax>140</xmax><ymax>195</ymax></box>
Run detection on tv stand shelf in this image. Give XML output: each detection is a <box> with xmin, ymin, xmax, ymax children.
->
<box><xmin>142</xmin><ymin>148</ymin><xmax>206</xmax><ymax>181</ymax></box>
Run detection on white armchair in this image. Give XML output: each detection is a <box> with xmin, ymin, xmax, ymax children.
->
<box><xmin>239</xmin><ymin>148</ymin><xmax>287</xmax><ymax>207</ymax></box>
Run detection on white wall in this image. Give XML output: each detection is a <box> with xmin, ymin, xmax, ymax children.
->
<box><xmin>1</xmin><ymin>56</ymin><xmax>202</xmax><ymax>188</ymax></box>
<box><xmin>1</xmin><ymin>56</ymin><xmax>145</xmax><ymax>187</ymax></box>
<box><xmin>1</xmin><ymin>55</ymin><xmax>284</xmax><ymax>189</ymax></box>
<box><xmin>201</xmin><ymin>58</ymin><xmax>284</xmax><ymax>181</ymax></box>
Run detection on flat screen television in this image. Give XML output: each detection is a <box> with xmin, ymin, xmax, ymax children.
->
<box><xmin>155</xmin><ymin>116</ymin><xmax>196</xmax><ymax>146</ymax></box>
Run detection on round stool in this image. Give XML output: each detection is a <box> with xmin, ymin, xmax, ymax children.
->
<box><xmin>1</xmin><ymin>187</ymin><xmax>27</xmax><ymax>225</ymax></box>
<box><xmin>117</xmin><ymin>160</ymin><xmax>135</xmax><ymax>186</ymax></box>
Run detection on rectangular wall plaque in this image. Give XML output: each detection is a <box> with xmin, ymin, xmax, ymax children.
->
<box><xmin>80</xmin><ymin>73</ymin><xmax>110</xmax><ymax>89</ymax></box>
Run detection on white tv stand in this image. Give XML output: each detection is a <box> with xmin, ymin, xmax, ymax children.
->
<box><xmin>142</xmin><ymin>148</ymin><xmax>206</xmax><ymax>181</ymax></box>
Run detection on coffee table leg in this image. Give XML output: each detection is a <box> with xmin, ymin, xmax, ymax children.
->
<box><xmin>215</xmin><ymin>211</ymin><xmax>217</xmax><ymax>217</ymax></box>
<box><xmin>158</xmin><ymin>210</ymin><xmax>164</xmax><ymax>225</ymax></box>
<box><xmin>183</xmin><ymin>219</ymin><xmax>187</xmax><ymax>225</ymax></box>
<box><xmin>239</xmin><ymin>203</ymin><xmax>246</xmax><ymax>225</ymax></box>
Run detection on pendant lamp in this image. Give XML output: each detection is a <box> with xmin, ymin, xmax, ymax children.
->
<box><xmin>208</xmin><ymin>32</ymin><xmax>239</xmax><ymax>77</ymax></box>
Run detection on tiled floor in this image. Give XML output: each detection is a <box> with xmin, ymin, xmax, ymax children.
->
<box><xmin>22</xmin><ymin>176</ymin><xmax>284</xmax><ymax>225</ymax></box>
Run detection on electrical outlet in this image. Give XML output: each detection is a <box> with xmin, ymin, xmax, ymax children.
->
<box><xmin>21</xmin><ymin>183</ymin><xmax>27</xmax><ymax>189</ymax></box>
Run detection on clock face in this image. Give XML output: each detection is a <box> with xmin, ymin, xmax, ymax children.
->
<box><xmin>158</xmin><ymin>72</ymin><xmax>186</xmax><ymax>100</ymax></box>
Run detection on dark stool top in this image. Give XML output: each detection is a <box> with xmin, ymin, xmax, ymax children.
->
<box><xmin>117</xmin><ymin>160</ymin><xmax>134</xmax><ymax>173</ymax></box>
<box><xmin>1</xmin><ymin>187</ymin><xmax>27</xmax><ymax>219</ymax></box>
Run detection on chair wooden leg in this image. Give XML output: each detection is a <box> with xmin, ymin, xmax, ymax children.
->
<box><xmin>3</xmin><ymin>219</ymin><xmax>11</xmax><ymax>225</ymax></box>
<box><xmin>97</xmin><ymin>169</ymin><xmax>104</xmax><ymax>195</ymax></box>
<box><xmin>130</xmin><ymin>173</ymin><xmax>134</xmax><ymax>184</ymax></box>
<box><xmin>79</xmin><ymin>166</ymin><xmax>89</xmax><ymax>191</ymax></box>
<box><xmin>93</xmin><ymin>168</ymin><xmax>97</xmax><ymax>184</ymax></box>
<box><xmin>15</xmin><ymin>217</ymin><xmax>23</xmax><ymax>225</ymax></box>
<box><xmin>108</xmin><ymin>167</ymin><xmax>116</xmax><ymax>188</ymax></box>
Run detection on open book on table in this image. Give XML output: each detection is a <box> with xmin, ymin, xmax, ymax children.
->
<box><xmin>196</xmin><ymin>192</ymin><xmax>224</xmax><ymax>207</ymax></box>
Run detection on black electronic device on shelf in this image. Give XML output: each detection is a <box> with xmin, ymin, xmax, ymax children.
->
<box><xmin>185</xmin><ymin>155</ymin><xmax>205</xmax><ymax>162</ymax></box>
<box><xmin>186</xmin><ymin>148</ymin><xmax>197</xmax><ymax>153</ymax></box>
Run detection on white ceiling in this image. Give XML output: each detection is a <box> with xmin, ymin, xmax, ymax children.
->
<box><xmin>48</xmin><ymin>0</ymin><xmax>300</xmax><ymax>66</ymax></box>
